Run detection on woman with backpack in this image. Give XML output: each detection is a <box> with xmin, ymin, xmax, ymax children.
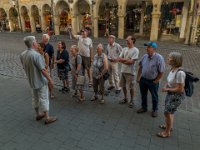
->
<box><xmin>70</xmin><ymin>45</ymin><xmax>85</xmax><ymax>102</ymax></box>
<box><xmin>157</xmin><ymin>52</ymin><xmax>186</xmax><ymax>138</ymax></box>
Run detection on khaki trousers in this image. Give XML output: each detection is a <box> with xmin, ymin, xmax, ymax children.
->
<box><xmin>108</xmin><ymin>61</ymin><xmax>120</xmax><ymax>90</ymax></box>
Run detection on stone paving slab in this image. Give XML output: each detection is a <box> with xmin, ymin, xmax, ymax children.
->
<box><xmin>0</xmin><ymin>33</ymin><xmax>200</xmax><ymax>150</ymax></box>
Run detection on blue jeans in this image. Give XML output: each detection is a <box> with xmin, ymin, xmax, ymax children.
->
<box><xmin>139</xmin><ymin>77</ymin><xmax>159</xmax><ymax>111</ymax></box>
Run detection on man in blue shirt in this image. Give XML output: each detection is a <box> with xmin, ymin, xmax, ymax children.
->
<box><xmin>136</xmin><ymin>42</ymin><xmax>165</xmax><ymax>117</ymax></box>
<box><xmin>42</xmin><ymin>34</ymin><xmax>55</xmax><ymax>77</ymax></box>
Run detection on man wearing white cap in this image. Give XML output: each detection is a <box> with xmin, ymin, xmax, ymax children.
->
<box><xmin>106</xmin><ymin>35</ymin><xmax>122</xmax><ymax>94</ymax></box>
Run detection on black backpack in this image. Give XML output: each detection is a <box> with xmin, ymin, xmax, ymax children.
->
<box><xmin>176</xmin><ymin>69</ymin><xmax>199</xmax><ymax>97</ymax></box>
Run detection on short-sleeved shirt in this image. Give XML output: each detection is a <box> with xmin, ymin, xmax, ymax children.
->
<box><xmin>56</xmin><ymin>49</ymin><xmax>69</xmax><ymax>69</ymax></box>
<box><xmin>20</xmin><ymin>49</ymin><xmax>47</xmax><ymax>89</ymax></box>
<box><xmin>75</xmin><ymin>35</ymin><xmax>93</xmax><ymax>57</ymax></box>
<box><xmin>45</xmin><ymin>43</ymin><xmax>54</xmax><ymax>59</ymax></box>
<box><xmin>92</xmin><ymin>53</ymin><xmax>107</xmax><ymax>77</ymax></box>
<box><xmin>139</xmin><ymin>53</ymin><xmax>165</xmax><ymax>80</ymax></box>
<box><xmin>106</xmin><ymin>42</ymin><xmax>122</xmax><ymax>60</ymax></box>
<box><xmin>167</xmin><ymin>69</ymin><xmax>186</xmax><ymax>88</ymax></box>
<box><xmin>119</xmin><ymin>47</ymin><xmax>139</xmax><ymax>75</ymax></box>
<box><xmin>71</xmin><ymin>55</ymin><xmax>84</xmax><ymax>76</ymax></box>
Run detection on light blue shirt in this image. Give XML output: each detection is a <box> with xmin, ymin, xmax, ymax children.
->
<box><xmin>139</xmin><ymin>53</ymin><xmax>165</xmax><ymax>80</ymax></box>
<box><xmin>20</xmin><ymin>49</ymin><xmax>47</xmax><ymax>89</ymax></box>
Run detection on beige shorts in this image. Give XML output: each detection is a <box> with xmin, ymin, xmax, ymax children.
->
<box><xmin>120</xmin><ymin>73</ymin><xmax>135</xmax><ymax>89</ymax></box>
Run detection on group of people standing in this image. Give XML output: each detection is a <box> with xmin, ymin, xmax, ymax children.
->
<box><xmin>20</xmin><ymin>28</ymin><xmax>186</xmax><ymax>138</ymax></box>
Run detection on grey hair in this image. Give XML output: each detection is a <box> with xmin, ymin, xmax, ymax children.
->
<box><xmin>43</xmin><ymin>34</ymin><xmax>50</xmax><ymax>42</ymax></box>
<box><xmin>168</xmin><ymin>52</ymin><xmax>183</xmax><ymax>68</ymax></box>
<box><xmin>109</xmin><ymin>35</ymin><xmax>116</xmax><ymax>40</ymax></box>
<box><xmin>71</xmin><ymin>45</ymin><xmax>79</xmax><ymax>52</ymax></box>
<box><xmin>23</xmin><ymin>36</ymin><xmax>36</xmax><ymax>48</ymax></box>
<box><xmin>97</xmin><ymin>43</ymin><xmax>104</xmax><ymax>50</ymax></box>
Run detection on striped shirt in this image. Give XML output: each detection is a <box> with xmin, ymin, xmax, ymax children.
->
<box><xmin>106</xmin><ymin>42</ymin><xmax>122</xmax><ymax>60</ymax></box>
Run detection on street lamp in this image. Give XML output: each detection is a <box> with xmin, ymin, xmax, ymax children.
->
<box><xmin>12</xmin><ymin>0</ymin><xmax>23</xmax><ymax>32</ymax></box>
<box><xmin>91</xmin><ymin>0</ymin><xmax>96</xmax><ymax>36</ymax></box>
<box><xmin>50</xmin><ymin>0</ymin><xmax>55</xmax><ymax>33</ymax></box>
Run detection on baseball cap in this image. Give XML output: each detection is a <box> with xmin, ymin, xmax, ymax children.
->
<box><xmin>144</xmin><ymin>41</ymin><xmax>157</xmax><ymax>49</ymax></box>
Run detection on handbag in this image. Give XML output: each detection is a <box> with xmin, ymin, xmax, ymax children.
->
<box><xmin>66</xmin><ymin>63</ymin><xmax>71</xmax><ymax>71</ymax></box>
<box><xmin>76</xmin><ymin>75</ymin><xmax>85</xmax><ymax>85</ymax></box>
<box><xmin>103</xmin><ymin>72</ymin><xmax>110</xmax><ymax>80</ymax></box>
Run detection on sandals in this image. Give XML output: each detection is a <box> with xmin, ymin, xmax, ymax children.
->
<box><xmin>44</xmin><ymin>117</ymin><xmax>57</xmax><ymax>125</ymax></box>
<box><xmin>88</xmin><ymin>82</ymin><xmax>92</xmax><ymax>87</ymax></box>
<box><xmin>119</xmin><ymin>98</ymin><xmax>128</xmax><ymax>104</ymax></box>
<box><xmin>72</xmin><ymin>92</ymin><xmax>79</xmax><ymax>97</ymax></box>
<box><xmin>91</xmin><ymin>95</ymin><xmax>98</xmax><ymax>101</ymax></box>
<box><xmin>50</xmin><ymin>95</ymin><xmax>55</xmax><ymax>99</ymax></box>
<box><xmin>77</xmin><ymin>97</ymin><xmax>85</xmax><ymax>103</ymax></box>
<box><xmin>157</xmin><ymin>132</ymin><xmax>170</xmax><ymax>138</ymax></box>
<box><xmin>159</xmin><ymin>124</ymin><xmax>173</xmax><ymax>131</ymax></box>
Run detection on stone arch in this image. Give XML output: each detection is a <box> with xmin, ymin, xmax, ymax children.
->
<box><xmin>71</xmin><ymin>0</ymin><xmax>91</xmax><ymax>32</ymax></box>
<box><xmin>0</xmin><ymin>8</ymin><xmax>7</xmax><ymax>31</ymax></box>
<box><xmin>0</xmin><ymin>8</ymin><xmax>7</xmax><ymax>19</ymax></box>
<box><xmin>55</xmin><ymin>0</ymin><xmax>70</xmax><ymax>34</ymax></box>
<box><xmin>42</xmin><ymin>4</ymin><xmax>51</xmax><ymax>29</ymax></box>
<box><xmin>21</xmin><ymin>6</ymin><xmax>31</xmax><ymax>32</ymax></box>
<box><xmin>31</xmin><ymin>5</ymin><xmax>40</xmax><ymax>24</ymax></box>
<box><xmin>98</xmin><ymin>0</ymin><xmax>119</xmax><ymax>37</ymax></box>
<box><xmin>8</xmin><ymin>7</ymin><xmax>19</xmax><ymax>31</ymax></box>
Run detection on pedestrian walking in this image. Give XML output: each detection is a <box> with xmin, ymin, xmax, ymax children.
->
<box><xmin>55</xmin><ymin>41</ymin><xmax>70</xmax><ymax>92</ymax></box>
<box><xmin>136</xmin><ymin>42</ymin><xmax>165</xmax><ymax>117</ymax></box>
<box><xmin>66</xmin><ymin>24</ymin><xmax>72</xmax><ymax>39</ymax></box>
<box><xmin>117</xmin><ymin>36</ymin><xmax>139</xmax><ymax>108</ymax></box>
<box><xmin>42</xmin><ymin>34</ymin><xmax>55</xmax><ymax>77</ymax></box>
<box><xmin>91</xmin><ymin>43</ymin><xmax>108</xmax><ymax>104</ymax></box>
<box><xmin>157</xmin><ymin>52</ymin><xmax>185</xmax><ymax>138</ymax></box>
<box><xmin>20</xmin><ymin>36</ymin><xmax>57</xmax><ymax>124</ymax></box>
<box><xmin>71</xmin><ymin>28</ymin><xmax>93</xmax><ymax>87</ymax></box>
<box><xmin>37</xmin><ymin>42</ymin><xmax>55</xmax><ymax>99</ymax></box>
<box><xmin>70</xmin><ymin>45</ymin><xmax>85</xmax><ymax>102</ymax></box>
<box><xmin>106</xmin><ymin>35</ymin><xmax>122</xmax><ymax>94</ymax></box>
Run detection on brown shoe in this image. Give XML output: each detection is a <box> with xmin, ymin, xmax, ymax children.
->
<box><xmin>137</xmin><ymin>108</ymin><xmax>147</xmax><ymax>113</ymax></box>
<box><xmin>151</xmin><ymin>111</ymin><xmax>158</xmax><ymax>117</ymax></box>
<box><xmin>36</xmin><ymin>114</ymin><xmax>45</xmax><ymax>121</ymax></box>
<box><xmin>45</xmin><ymin>117</ymin><xmax>57</xmax><ymax>125</ymax></box>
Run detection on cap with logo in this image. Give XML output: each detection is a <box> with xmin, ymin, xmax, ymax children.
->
<box><xmin>144</xmin><ymin>41</ymin><xmax>157</xmax><ymax>49</ymax></box>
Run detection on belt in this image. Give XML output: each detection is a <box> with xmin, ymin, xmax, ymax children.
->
<box><xmin>141</xmin><ymin>77</ymin><xmax>155</xmax><ymax>81</ymax></box>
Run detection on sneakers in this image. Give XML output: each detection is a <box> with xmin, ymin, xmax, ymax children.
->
<box><xmin>100</xmin><ymin>99</ymin><xmax>105</xmax><ymax>104</ymax></box>
<box><xmin>137</xmin><ymin>108</ymin><xmax>147</xmax><ymax>113</ymax></box>
<box><xmin>128</xmin><ymin>102</ymin><xmax>134</xmax><ymax>108</ymax></box>
<box><xmin>115</xmin><ymin>89</ymin><xmax>121</xmax><ymax>94</ymax></box>
<box><xmin>107</xmin><ymin>86</ymin><xmax>115</xmax><ymax>90</ymax></box>
<box><xmin>119</xmin><ymin>98</ymin><xmax>128</xmax><ymax>104</ymax></box>
<box><xmin>151</xmin><ymin>111</ymin><xmax>158</xmax><ymax>118</ymax></box>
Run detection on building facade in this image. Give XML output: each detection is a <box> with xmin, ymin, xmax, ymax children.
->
<box><xmin>0</xmin><ymin>0</ymin><xmax>200</xmax><ymax>43</ymax></box>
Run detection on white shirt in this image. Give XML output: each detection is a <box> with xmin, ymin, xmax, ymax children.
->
<box><xmin>75</xmin><ymin>35</ymin><xmax>93</xmax><ymax>57</ymax></box>
<box><xmin>167</xmin><ymin>69</ymin><xmax>186</xmax><ymax>88</ymax></box>
<box><xmin>119</xmin><ymin>47</ymin><xmax>139</xmax><ymax>75</ymax></box>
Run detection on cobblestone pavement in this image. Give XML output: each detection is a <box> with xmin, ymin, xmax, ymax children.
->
<box><xmin>0</xmin><ymin>32</ymin><xmax>200</xmax><ymax>150</ymax></box>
